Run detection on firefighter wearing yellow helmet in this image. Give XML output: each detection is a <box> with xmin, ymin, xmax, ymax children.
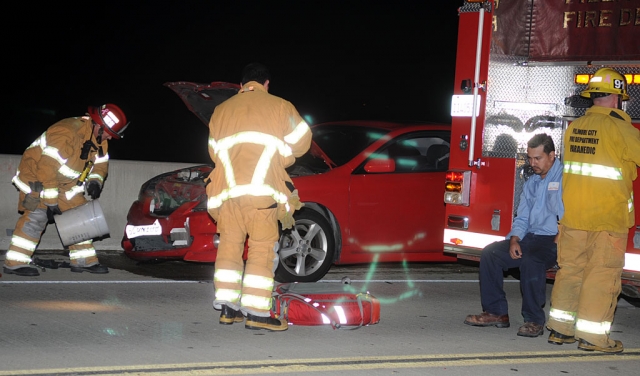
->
<box><xmin>579</xmin><ymin>67</ymin><xmax>630</xmax><ymax>102</ymax></box>
<box><xmin>3</xmin><ymin>104</ymin><xmax>129</xmax><ymax>277</ymax></box>
<box><xmin>207</xmin><ymin>63</ymin><xmax>311</xmax><ymax>331</ymax></box>
<box><xmin>547</xmin><ymin>68</ymin><xmax>640</xmax><ymax>353</ymax></box>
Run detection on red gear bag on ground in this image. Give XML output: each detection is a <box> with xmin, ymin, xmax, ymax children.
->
<box><xmin>271</xmin><ymin>282</ymin><xmax>381</xmax><ymax>329</ymax></box>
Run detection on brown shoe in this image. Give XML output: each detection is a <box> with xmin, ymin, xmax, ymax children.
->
<box><xmin>547</xmin><ymin>328</ymin><xmax>577</xmax><ymax>345</ymax></box>
<box><xmin>464</xmin><ymin>312</ymin><xmax>510</xmax><ymax>328</ymax></box>
<box><xmin>578</xmin><ymin>339</ymin><xmax>624</xmax><ymax>353</ymax></box>
<box><xmin>517</xmin><ymin>322</ymin><xmax>544</xmax><ymax>337</ymax></box>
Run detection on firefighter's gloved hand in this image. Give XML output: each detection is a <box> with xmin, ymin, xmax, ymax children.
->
<box><xmin>46</xmin><ymin>205</ymin><xmax>62</xmax><ymax>224</ymax></box>
<box><xmin>280</xmin><ymin>209</ymin><xmax>295</xmax><ymax>230</ymax></box>
<box><xmin>86</xmin><ymin>180</ymin><xmax>102</xmax><ymax>199</ymax></box>
<box><xmin>278</xmin><ymin>189</ymin><xmax>304</xmax><ymax>230</ymax></box>
<box><xmin>289</xmin><ymin>189</ymin><xmax>303</xmax><ymax>212</ymax></box>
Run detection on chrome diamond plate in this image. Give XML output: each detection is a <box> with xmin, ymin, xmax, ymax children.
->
<box><xmin>459</xmin><ymin>1</ymin><xmax>492</xmax><ymax>13</ymax></box>
<box><xmin>482</xmin><ymin>53</ymin><xmax>639</xmax><ymax>216</ymax></box>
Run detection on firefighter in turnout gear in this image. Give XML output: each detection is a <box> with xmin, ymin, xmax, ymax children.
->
<box><xmin>547</xmin><ymin>68</ymin><xmax>640</xmax><ymax>353</ymax></box>
<box><xmin>3</xmin><ymin>104</ymin><xmax>129</xmax><ymax>277</ymax></box>
<box><xmin>208</xmin><ymin>63</ymin><xmax>311</xmax><ymax>331</ymax></box>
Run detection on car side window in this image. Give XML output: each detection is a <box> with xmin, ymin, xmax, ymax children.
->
<box><xmin>424</xmin><ymin>143</ymin><xmax>450</xmax><ymax>171</ymax></box>
<box><xmin>353</xmin><ymin>132</ymin><xmax>451</xmax><ymax>175</ymax></box>
<box><xmin>386</xmin><ymin>136</ymin><xmax>450</xmax><ymax>173</ymax></box>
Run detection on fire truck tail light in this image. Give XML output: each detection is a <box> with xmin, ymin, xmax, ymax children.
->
<box><xmin>445</xmin><ymin>171</ymin><xmax>464</xmax><ymax>182</ymax></box>
<box><xmin>444</xmin><ymin>170</ymin><xmax>471</xmax><ymax>206</ymax></box>
<box><xmin>445</xmin><ymin>182</ymin><xmax>462</xmax><ymax>193</ymax></box>
<box><xmin>445</xmin><ymin>192</ymin><xmax>462</xmax><ymax>204</ymax></box>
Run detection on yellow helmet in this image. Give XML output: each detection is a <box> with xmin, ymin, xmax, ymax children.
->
<box><xmin>580</xmin><ymin>68</ymin><xmax>629</xmax><ymax>101</ymax></box>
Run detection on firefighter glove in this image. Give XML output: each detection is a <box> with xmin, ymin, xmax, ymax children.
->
<box><xmin>87</xmin><ymin>180</ymin><xmax>102</xmax><ymax>199</ymax></box>
<box><xmin>278</xmin><ymin>189</ymin><xmax>304</xmax><ymax>230</ymax></box>
<box><xmin>46</xmin><ymin>205</ymin><xmax>62</xmax><ymax>224</ymax></box>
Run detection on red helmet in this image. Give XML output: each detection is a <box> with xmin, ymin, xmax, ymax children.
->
<box><xmin>88</xmin><ymin>104</ymin><xmax>129</xmax><ymax>139</ymax></box>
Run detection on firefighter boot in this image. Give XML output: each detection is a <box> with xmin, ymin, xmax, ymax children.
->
<box><xmin>219</xmin><ymin>305</ymin><xmax>244</xmax><ymax>325</ymax></box>
<box><xmin>245</xmin><ymin>314</ymin><xmax>288</xmax><ymax>332</ymax></box>
<box><xmin>70</xmin><ymin>264</ymin><xmax>109</xmax><ymax>274</ymax></box>
<box><xmin>547</xmin><ymin>329</ymin><xmax>577</xmax><ymax>345</ymax></box>
<box><xmin>578</xmin><ymin>339</ymin><xmax>624</xmax><ymax>353</ymax></box>
<box><xmin>3</xmin><ymin>265</ymin><xmax>39</xmax><ymax>277</ymax></box>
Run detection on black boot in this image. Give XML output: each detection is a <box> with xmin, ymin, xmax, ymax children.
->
<box><xmin>219</xmin><ymin>305</ymin><xmax>244</xmax><ymax>325</ymax></box>
<box><xmin>70</xmin><ymin>264</ymin><xmax>109</xmax><ymax>274</ymax></box>
<box><xmin>547</xmin><ymin>329</ymin><xmax>577</xmax><ymax>345</ymax></box>
<box><xmin>245</xmin><ymin>314</ymin><xmax>288</xmax><ymax>331</ymax></box>
<box><xmin>3</xmin><ymin>266</ymin><xmax>40</xmax><ymax>277</ymax></box>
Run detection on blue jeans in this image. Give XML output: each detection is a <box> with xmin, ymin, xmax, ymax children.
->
<box><xmin>479</xmin><ymin>233</ymin><xmax>557</xmax><ymax>325</ymax></box>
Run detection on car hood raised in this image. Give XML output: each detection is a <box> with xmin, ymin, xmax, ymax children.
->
<box><xmin>164</xmin><ymin>81</ymin><xmax>241</xmax><ymax>125</ymax></box>
<box><xmin>165</xmin><ymin>81</ymin><xmax>334</xmax><ymax>171</ymax></box>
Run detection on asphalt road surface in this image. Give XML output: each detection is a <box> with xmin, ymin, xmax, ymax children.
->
<box><xmin>1</xmin><ymin>250</ymin><xmax>639</xmax><ymax>376</ymax></box>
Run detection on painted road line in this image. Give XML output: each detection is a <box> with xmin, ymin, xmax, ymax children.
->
<box><xmin>0</xmin><ymin>279</ymin><xmax>492</xmax><ymax>284</ymax></box>
<box><xmin>2</xmin><ymin>350</ymin><xmax>639</xmax><ymax>375</ymax></box>
<box><xmin>0</xmin><ymin>280</ymin><xmax>201</xmax><ymax>284</ymax></box>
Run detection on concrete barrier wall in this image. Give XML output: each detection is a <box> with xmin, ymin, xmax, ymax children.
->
<box><xmin>0</xmin><ymin>154</ymin><xmax>201</xmax><ymax>251</ymax></box>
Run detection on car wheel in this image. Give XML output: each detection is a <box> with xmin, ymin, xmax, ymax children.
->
<box><xmin>275</xmin><ymin>209</ymin><xmax>335</xmax><ymax>283</ymax></box>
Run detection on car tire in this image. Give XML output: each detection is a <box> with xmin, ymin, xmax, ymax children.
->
<box><xmin>275</xmin><ymin>209</ymin><xmax>335</xmax><ymax>283</ymax></box>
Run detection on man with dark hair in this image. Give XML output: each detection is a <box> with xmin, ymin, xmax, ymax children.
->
<box><xmin>465</xmin><ymin>133</ymin><xmax>564</xmax><ymax>338</ymax></box>
<box><xmin>206</xmin><ymin>63</ymin><xmax>311</xmax><ymax>331</ymax></box>
<box><xmin>547</xmin><ymin>68</ymin><xmax>640</xmax><ymax>353</ymax></box>
<box><xmin>242</xmin><ymin>62</ymin><xmax>271</xmax><ymax>85</ymax></box>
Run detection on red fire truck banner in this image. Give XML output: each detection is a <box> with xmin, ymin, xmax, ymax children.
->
<box><xmin>492</xmin><ymin>0</ymin><xmax>640</xmax><ymax>61</ymax></box>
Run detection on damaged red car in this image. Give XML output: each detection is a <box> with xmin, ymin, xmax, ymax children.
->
<box><xmin>122</xmin><ymin>81</ymin><xmax>455</xmax><ymax>282</ymax></box>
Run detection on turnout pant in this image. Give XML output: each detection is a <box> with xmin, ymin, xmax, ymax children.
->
<box><xmin>479</xmin><ymin>233</ymin><xmax>557</xmax><ymax>325</ymax></box>
<box><xmin>4</xmin><ymin>192</ymin><xmax>99</xmax><ymax>269</ymax></box>
<box><xmin>547</xmin><ymin>225</ymin><xmax>626</xmax><ymax>348</ymax></box>
<box><xmin>213</xmin><ymin>196</ymin><xmax>279</xmax><ymax>317</ymax></box>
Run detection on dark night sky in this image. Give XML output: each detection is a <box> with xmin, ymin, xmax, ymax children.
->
<box><xmin>4</xmin><ymin>1</ymin><xmax>460</xmax><ymax>164</ymax></box>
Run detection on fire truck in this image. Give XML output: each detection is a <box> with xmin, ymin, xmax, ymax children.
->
<box><xmin>443</xmin><ymin>0</ymin><xmax>640</xmax><ymax>297</ymax></box>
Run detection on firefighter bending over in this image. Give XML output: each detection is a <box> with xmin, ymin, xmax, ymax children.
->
<box><xmin>547</xmin><ymin>68</ymin><xmax>640</xmax><ymax>353</ymax></box>
<box><xmin>465</xmin><ymin>134</ymin><xmax>564</xmax><ymax>338</ymax></box>
<box><xmin>3</xmin><ymin>104</ymin><xmax>129</xmax><ymax>277</ymax></box>
<box><xmin>207</xmin><ymin>63</ymin><xmax>311</xmax><ymax>331</ymax></box>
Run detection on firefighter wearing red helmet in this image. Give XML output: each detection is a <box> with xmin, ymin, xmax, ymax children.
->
<box><xmin>2</xmin><ymin>104</ymin><xmax>129</xmax><ymax>277</ymax></box>
<box><xmin>547</xmin><ymin>68</ymin><xmax>640</xmax><ymax>353</ymax></box>
<box><xmin>88</xmin><ymin>103</ymin><xmax>129</xmax><ymax>141</ymax></box>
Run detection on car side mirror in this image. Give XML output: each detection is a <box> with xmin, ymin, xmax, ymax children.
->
<box><xmin>364</xmin><ymin>158</ymin><xmax>396</xmax><ymax>173</ymax></box>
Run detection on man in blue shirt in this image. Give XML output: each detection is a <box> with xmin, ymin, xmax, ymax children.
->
<box><xmin>465</xmin><ymin>133</ymin><xmax>564</xmax><ymax>338</ymax></box>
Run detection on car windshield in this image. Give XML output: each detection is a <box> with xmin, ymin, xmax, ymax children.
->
<box><xmin>312</xmin><ymin>125</ymin><xmax>390</xmax><ymax>167</ymax></box>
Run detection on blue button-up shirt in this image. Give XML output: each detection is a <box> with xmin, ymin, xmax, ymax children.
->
<box><xmin>507</xmin><ymin>158</ymin><xmax>564</xmax><ymax>240</ymax></box>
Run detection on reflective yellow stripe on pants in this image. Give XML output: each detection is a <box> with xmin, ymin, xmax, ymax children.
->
<box><xmin>213</xmin><ymin>197</ymin><xmax>279</xmax><ymax>316</ymax></box>
<box><xmin>548</xmin><ymin>226</ymin><xmax>625</xmax><ymax>348</ymax></box>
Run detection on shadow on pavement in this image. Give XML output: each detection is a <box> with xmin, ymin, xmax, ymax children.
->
<box><xmin>0</xmin><ymin>249</ymin><xmax>214</xmax><ymax>281</ymax></box>
<box><xmin>98</xmin><ymin>251</ymin><xmax>215</xmax><ymax>281</ymax></box>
